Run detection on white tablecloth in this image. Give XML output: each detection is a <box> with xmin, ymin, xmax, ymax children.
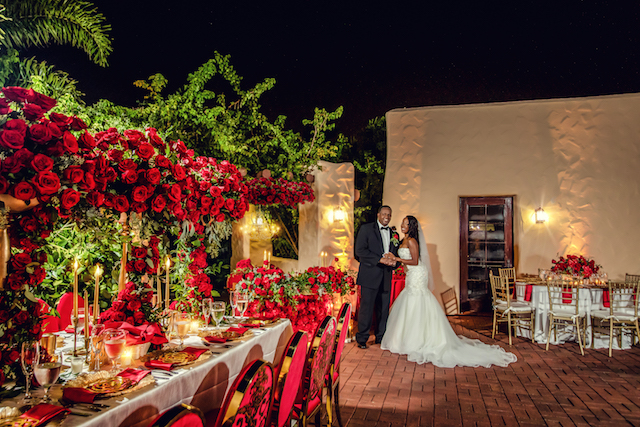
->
<box><xmin>5</xmin><ymin>319</ymin><xmax>293</xmax><ymax>427</ymax></box>
<box><xmin>514</xmin><ymin>282</ymin><xmax>632</xmax><ymax>349</ymax></box>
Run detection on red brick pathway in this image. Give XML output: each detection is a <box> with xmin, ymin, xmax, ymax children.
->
<box><xmin>331</xmin><ymin>314</ymin><xmax>640</xmax><ymax>426</ymax></box>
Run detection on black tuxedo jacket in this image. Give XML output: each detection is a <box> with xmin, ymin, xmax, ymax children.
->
<box><xmin>355</xmin><ymin>222</ymin><xmax>399</xmax><ymax>292</ymax></box>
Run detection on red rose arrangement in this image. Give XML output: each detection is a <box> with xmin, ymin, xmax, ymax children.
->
<box><xmin>246</xmin><ymin>177</ymin><xmax>314</xmax><ymax>207</ymax></box>
<box><xmin>99</xmin><ymin>280</ymin><xmax>156</xmax><ymax>326</ymax></box>
<box><xmin>551</xmin><ymin>254</ymin><xmax>601</xmax><ymax>279</ymax></box>
<box><xmin>228</xmin><ymin>259</ymin><xmax>354</xmax><ymax>334</ymax></box>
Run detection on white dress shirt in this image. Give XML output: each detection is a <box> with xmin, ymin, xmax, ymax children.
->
<box><xmin>378</xmin><ymin>220</ymin><xmax>390</xmax><ymax>252</ymax></box>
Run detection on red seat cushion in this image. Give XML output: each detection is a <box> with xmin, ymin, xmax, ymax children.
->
<box><xmin>291</xmin><ymin>395</ymin><xmax>322</xmax><ymax>419</ymax></box>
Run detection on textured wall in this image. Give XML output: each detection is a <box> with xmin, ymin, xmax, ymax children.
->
<box><xmin>384</xmin><ymin>93</ymin><xmax>640</xmax><ymax>304</ymax></box>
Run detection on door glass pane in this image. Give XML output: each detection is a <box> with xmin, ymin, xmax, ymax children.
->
<box><xmin>486</xmin><ymin>204</ymin><xmax>505</xmax><ymax>222</ymax></box>
<box><xmin>486</xmin><ymin>243</ymin><xmax>505</xmax><ymax>262</ymax></box>
<box><xmin>468</xmin><ymin>243</ymin><xmax>486</xmax><ymax>263</ymax></box>
<box><xmin>469</xmin><ymin>206</ymin><xmax>485</xmax><ymax>221</ymax></box>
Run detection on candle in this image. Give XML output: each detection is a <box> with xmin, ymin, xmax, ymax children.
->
<box><xmin>83</xmin><ymin>290</ymin><xmax>89</xmax><ymax>339</ymax></box>
<box><xmin>267</xmin><ymin>251</ymin><xmax>271</xmax><ymax>264</ymax></box>
<box><xmin>120</xmin><ymin>349</ymin><xmax>132</xmax><ymax>367</ymax></box>
<box><xmin>73</xmin><ymin>259</ymin><xmax>79</xmax><ymax>318</ymax></box>
<box><xmin>156</xmin><ymin>263</ymin><xmax>162</xmax><ymax>309</ymax></box>
<box><xmin>93</xmin><ymin>265</ymin><xmax>101</xmax><ymax>322</ymax></box>
<box><xmin>263</xmin><ymin>250</ymin><xmax>267</xmax><ymax>263</ymax></box>
<box><xmin>165</xmin><ymin>256</ymin><xmax>170</xmax><ymax>309</ymax></box>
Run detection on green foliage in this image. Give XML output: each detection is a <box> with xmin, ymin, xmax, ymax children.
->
<box><xmin>1</xmin><ymin>0</ymin><xmax>112</xmax><ymax>66</ymax></box>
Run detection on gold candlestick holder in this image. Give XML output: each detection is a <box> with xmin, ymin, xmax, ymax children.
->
<box><xmin>71</xmin><ymin>315</ymin><xmax>79</xmax><ymax>357</ymax></box>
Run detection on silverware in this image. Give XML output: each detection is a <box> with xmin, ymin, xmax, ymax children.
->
<box><xmin>69</xmin><ymin>410</ymin><xmax>92</xmax><ymax>417</ymax></box>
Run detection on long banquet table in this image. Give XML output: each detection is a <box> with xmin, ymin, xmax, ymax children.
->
<box><xmin>514</xmin><ymin>282</ymin><xmax>631</xmax><ymax>349</ymax></box>
<box><xmin>4</xmin><ymin>319</ymin><xmax>293</xmax><ymax>427</ymax></box>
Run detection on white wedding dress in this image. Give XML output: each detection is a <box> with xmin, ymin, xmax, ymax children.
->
<box><xmin>381</xmin><ymin>248</ymin><xmax>517</xmax><ymax>368</ymax></box>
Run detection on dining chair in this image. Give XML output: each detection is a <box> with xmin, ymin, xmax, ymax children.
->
<box><xmin>591</xmin><ymin>280</ymin><xmax>640</xmax><ymax>357</ymax></box>
<box><xmin>440</xmin><ymin>288</ymin><xmax>458</xmax><ymax>315</ymax></box>
<box><xmin>490</xmin><ymin>272</ymin><xmax>535</xmax><ymax>345</ymax></box>
<box><xmin>325</xmin><ymin>303</ymin><xmax>351</xmax><ymax>427</ymax></box>
<box><xmin>147</xmin><ymin>403</ymin><xmax>205</xmax><ymax>427</ymax></box>
<box><xmin>292</xmin><ymin>315</ymin><xmax>337</xmax><ymax>427</ymax></box>
<box><xmin>56</xmin><ymin>291</ymin><xmax>85</xmax><ymax>331</ymax></box>
<box><xmin>625</xmin><ymin>273</ymin><xmax>640</xmax><ymax>284</ymax></box>
<box><xmin>499</xmin><ymin>267</ymin><xmax>516</xmax><ymax>297</ymax></box>
<box><xmin>270</xmin><ymin>330</ymin><xmax>309</xmax><ymax>427</ymax></box>
<box><xmin>546</xmin><ymin>280</ymin><xmax>587</xmax><ymax>355</ymax></box>
<box><xmin>215</xmin><ymin>359</ymin><xmax>275</xmax><ymax>427</ymax></box>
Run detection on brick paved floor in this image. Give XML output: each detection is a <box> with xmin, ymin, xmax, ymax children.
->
<box><xmin>330</xmin><ymin>314</ymin><xmax>640</xmax><ymax>427</ymax></box>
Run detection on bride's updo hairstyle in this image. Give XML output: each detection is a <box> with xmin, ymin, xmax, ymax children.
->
<box><xmin>405</xmin><ymin>216</ymin><xmax>420</xmax><ymax>245</ymax></box>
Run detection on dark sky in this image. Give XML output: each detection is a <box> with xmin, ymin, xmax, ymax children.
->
<box><xmin>28</xmin><ymin>1</ymin><xmax>640</xmax><ymax>136</ymax></box>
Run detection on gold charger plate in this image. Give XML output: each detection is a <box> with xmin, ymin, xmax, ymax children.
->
<box><xmin>64</xmin><ymin>371</ymin><xmax>155</xmax><ymax>398</ymax></box>
<box><xmin>141</xmin><ymin>349</ymin><xmax>211</xmax><ymax>367</ymax></box>
<box><xmin>0</xmin><ymin>418</ymin><xmax>39</xmax><ymax>427</ymax></box>
<box><xmin>242</xmin><ymin>318</ymin><xmax>278</xmax><ymax>326</ymax></box>
<box><xmin>86</xmin><ymin>376</ymin><xmax>133</xmax><ymax>394</ymax></box>
<box><xmin>199</xmin><ymin>329</ymin><xmax>253</xmax><ymax>343</ymax></box>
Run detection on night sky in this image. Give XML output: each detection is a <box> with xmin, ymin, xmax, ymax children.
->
<box><xmin>26</xmin><ymin>1</ymin><xmax>640</xmax><ymax>136</ymax></box>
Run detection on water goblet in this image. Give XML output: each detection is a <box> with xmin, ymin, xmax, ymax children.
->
<box><xmin>90</xmin><ymin>323</ymin><xmax>105</xmax><ymax>372</ymax></box>
<box><xmin>21</xmin><ymin>341</ymin><xmax>39</xmax><ymax>401</ymax></box>
<box><xmin>229</xmin><ymin>290</ymin><xmax>238</xmax><ymax>318</ymax></box>
<box><xmin>174</xmin><ymin>312</ymin><xmax>191</xmax><ymax>349</ymax></box>
<box><xmin>236</xmin><ymin>293</ymin><xmax>249</xmax><ymax>319</ymax></box>
<box><xmin>201</xmin><ymin>298</ymin><xmax>212</xmax><ymax>330</ymax></box>
<box><xmin>103</xmin><ymin>328</ymin><xmax>127</xmax><ymax>373</ymax></box>
<box><xmin>34</xmin><ymin>351</ymin><xmax>62</xmax><ymax>403</ymax></box>
<box><xmin>212</xmin><ymin>301</ymin><xmax>226</xmax><ymax>328</ymax></box>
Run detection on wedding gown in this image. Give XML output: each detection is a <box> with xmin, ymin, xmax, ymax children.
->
<box><xmin>381</xmin><ymin>248</ymin><xmax>517</xmax><ymax>368</ymax></box>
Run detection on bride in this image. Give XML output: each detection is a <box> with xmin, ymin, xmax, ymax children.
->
<box><xmin>380</xmin><ymin>215</ymin><xmax>517</xmax><ymax>368</ymax></box>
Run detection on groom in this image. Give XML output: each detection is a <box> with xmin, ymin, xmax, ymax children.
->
<box><xmin>355</xmin><ymin>205</ymin><xmax>399</xmax><ymax>349</ymax></box>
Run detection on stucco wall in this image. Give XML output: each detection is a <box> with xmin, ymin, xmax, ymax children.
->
<box><xmin>384</xmin><ymin>93</ymin><xmax>640</xmax><ymax>304</ymax></box>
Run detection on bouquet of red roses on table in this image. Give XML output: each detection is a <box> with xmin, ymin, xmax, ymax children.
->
<box><xmin>550</xmin><ymin>254</ymin><xmax>601</xmax><ymax>279</ymax></box>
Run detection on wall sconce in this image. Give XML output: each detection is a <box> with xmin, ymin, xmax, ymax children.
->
<box><xmin>534</xmin><ymin>207</ymin><xmax>548</xmax><ymax>224</ymax></box>
<box><xmin>329</xmin><ymin>208</ymin><xmax>346</xmax><ymax>223</ymax></box>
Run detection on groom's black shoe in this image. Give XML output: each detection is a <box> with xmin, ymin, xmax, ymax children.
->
<box><xmin>357</xmin><ymin>342</ymin><xmax>368</xmax><ymax>349</ymax></box>
<box><xmin>375</xmin><ymin>338</ymin><xmax>383</xmax><ymax>345</ymax></box>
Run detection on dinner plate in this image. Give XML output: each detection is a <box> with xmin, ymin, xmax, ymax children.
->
<box><xmin>199</xmin><ymin>329</ymin><xmax>253</xmax><ymax>343</ymax></box>
<box><xmin>86</xmin><ymin>376</ymin><xmax>133</xmax><ymax>394</ymax></box>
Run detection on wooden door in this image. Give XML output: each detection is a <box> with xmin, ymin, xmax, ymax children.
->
<box><xmin>459</xmin><ymin>196</ymin><xmax>514</xmax><ymax>312</ymax></box>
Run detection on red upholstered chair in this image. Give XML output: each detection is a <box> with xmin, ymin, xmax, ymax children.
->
<box><xmin>56</xmin><ymin>292</ymin><xmax>84</xmax><ymax>331</ymax></box>
<box><xmin>292</xmin><ymin>316</ymin><xmax>337</xmax><ymax>427</ymax></box>
<box><xmin>325</xmin><ymin>303</ymin><xmax>351</xmax><ymax>427</ymax></box>
<box><xmin>147</xmin><ymin>403</ymin><xmax>205</xmax><ymax>427</ymax></box>
<box><xmin>38</xmin><ymin>298</ymin><xmax>60</xmax><ymax>333</ymax></box>
<box><xmin>215</xmin><ymin>359</ymin><xmax>274</xmax><ymax>427</ymax></box>
<box><xmin>270</xmin><ymin>330</ymin><xmax>309</xmax><ymax>427</ymax></box>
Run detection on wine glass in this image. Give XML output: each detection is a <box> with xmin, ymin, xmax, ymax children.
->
<box><xmin>212</xmin><ymin>301</ymin><xmax>226</xmax><ymax>328</ymax></box>
<box><xmin>103</xmin><ymin>329</ymin><xmax>127</xmax><ymax>373</ymax></box>
<box><xmin>229</xmin><ymin>290</ymin><xmax>238</xmax><ymax>319</ymax></box>
<box><xmin>21</xmin><ymin>341</ymin><xmax>39</xmax><ymax>401</ymax></box>
<box><xmin>236</xmin><ymin>293</ymin><xmax>249</xmax><ymax>319</ymax></box>
<box><xmin>33</xmin><ymin>351</ymin><xmax>62</xmax><ymax>403</ymax></box>
<box><xmin>174</xmin><ymin>312</ymin><xmax>191</xmax><ymax>349</ymax></box>
<box><xmin>201</xmin><ymin>298</ymin><xmax>212</xmax><ymax>331</ymax></box>
<box><xmin>90</xmin><ymin>323</ymin><xmax>105</xmax><ymax>372</ymax></box>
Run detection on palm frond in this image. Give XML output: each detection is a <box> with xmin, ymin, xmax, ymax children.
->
<box><xmin>1</xmin><ymin>0</ymin><xmax>112</xmax><ymax>66</ymax></box>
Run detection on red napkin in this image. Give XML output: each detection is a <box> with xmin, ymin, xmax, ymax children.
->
<box><xmin>524</xmin><ymin>284</ymin><xmax>533</xmax><ymax>302</ymax></box>
<box><xmin>20</xmin><ymin>403</ymin><xmax>69</xmax><ymax>425</ymax></box>
<box><xmin>562</xmin><ymin>287</ymin><xmax>573</xmax><ymax>304</ymax></box>
<box><xmin>227</xmin><ymin>327</ymin><xmax>249</xmax><ymax>335</ymax></box>
<box><xmin>118</xmin><ymin>368</ymin><xmax>151</xmax><ymax>384</ymax></box>
<box><xmin>238</xmin><ymin>322</ymin><xmax>262</xmax><ymax>328</ymax></box>
<box><xmin>101</xmin><ymin>321</ymin><xmax>168</xmax><ymax>346</ymax></box>
<box><xmin>603</xmin><ymin>289</ymin><xmax>610</xmax><ymax>307</ymax></box>
<box><xmin>204</xmin><ymin>336</ymin><xmax>228</xmax><ymax>343</ymax></box>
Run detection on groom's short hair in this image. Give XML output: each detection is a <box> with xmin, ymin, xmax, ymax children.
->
<box><xmin>378</xmin><ymin>205</ymin><xmax>392</xmax><ymax>213</ymax></box>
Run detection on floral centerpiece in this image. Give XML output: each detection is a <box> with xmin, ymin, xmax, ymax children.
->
<box><xmin>246</xmin><ymin>177</ymin><xmax>314</xmax><ymax>207</ymax></box>
<box><xmin>228</xmin><ymin>259</ymin><xmax>354</xmax><ymax>333</ymax></box>
<box><xmin>550</xmin><ymin>254</ymin><xmax>601</xmax><ymax>279</ymax></box>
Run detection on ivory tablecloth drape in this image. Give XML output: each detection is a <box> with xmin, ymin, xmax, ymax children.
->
<box><xmin>6</xmin><ymin>319</ymin><xmax>293</xmax><ymax>427</ymax></box>
<box><xmin>514</xmin><ymin>282</ymin><xmax>632</xmax><ymax>349</ymax></box>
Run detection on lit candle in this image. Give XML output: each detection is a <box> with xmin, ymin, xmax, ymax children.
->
<box><xmin>93</xmin><ymin>265</ymin><xmax>101</xmax><ymax>323</ymax></box>
<box><xmin>156</xmin><ymin>263</ymin><xmax>162</xmax><ymax>309</ymax></box>
<box><xmin>165</xmin><ymin>256</ymin><xmax>170</xmax><ymax>309</ymax></box>
<box><xmin>73</xmin><ymin>259</ymin><xmax>79</xmax><ymax>318</ymax></box>
<box><xmin>263</xmin><ymin>250</ymin><xmax>267</xmax><ymax>263</ymax></box>
<box><xmin>267</xmin><ymin>251</ymin><xmax>271</xmax><ymax>264</ymax></box>
<box><xmin>120</xmin><ymin>349</ymin><xmax>132</xmax><ymax>367</ymax></box>
<box><xmin>83</xmin><ymin>290</ymin><xmax>89</xmax><ymax>339</ymax></box>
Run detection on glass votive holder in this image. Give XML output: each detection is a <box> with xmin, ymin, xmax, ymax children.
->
<box><xmin>70</xmin><ymin>356</ymin><xmax>84</xmax><ymax>374</ymax></box>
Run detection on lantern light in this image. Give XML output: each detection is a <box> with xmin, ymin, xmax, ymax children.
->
<box><xmin>535</xmin><ymin>207</ymin><xmax>548</xmax><ymax>224</ymax></box>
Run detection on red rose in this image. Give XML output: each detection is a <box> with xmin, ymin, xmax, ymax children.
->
<box><xmin>145</xmin><ymin>168</ymin><xmax>161</xmax><ymax>185</ymax></box>
<box><xmin>19</xmin><ymin>216</ymin><xmax>38</xmax><ymax>233</ymax></box>
<box><xmin>131</xmin><ymin>202</ymin><xmax>147</xmax><ymax>213</ymax></box>
<box><xmin>118</xmin><ymin>159</ymin><xmax>137</xmax><ymax>171</ymax></box>
<box><xmin>133</xmin><ymin>311</ymin><xmax>146</xmax><ymax>324</ymax></box>
<box><xmin>60</xmin><ymin>188</ymin><xmax>80</xmax><ymax>210</ymax></box>
<box><xmin>132</xmin><ymin>247</ymin><xmax>148</xmax><ymax>258</ymax></box>
<box><xmin>113</xmin><ymin>195</ymin><xmax>130</xmax><ymax>212</ymax></box>
<box><xmin>136</xmin><ymin>143</ymin><xmax>155</xmax><ymax>161</ymax></box>
<box><xmin>2</xmin><ymin>156</ymin><xmax>22</xmax><ymax>174</ymax></box>
<box><xmin>0</xmin><ymin>98</ymin><xmax>9</xmax><ymax>115</ymax></box>
<box><xmin>11</xmin><ymin>252</ymin><xmax>32</xmax><ymax>271</ymax></box>
<box><xmin>155</xmin><ymin>155</ymin><xmax>172</xmax><ymax>169</ymax></box>
<box><xmin>167</xmin><ymin>184</ymin><xmax>182</xmax><ymax>202</ymax></box>
<box><xmin>78</xmin><ymin>131</ymin><xmax>96</xmax><ymax>149</ymax></box>
<box><xmin>132</xmin><ymin>185</ymin><xmax>149</xmax><ymax>202</ymax></box>
<box><xmin>23</xmin><ymin>103</ymin><xmax>45</xmax><ymax>121</ymax></box>
<box><xmin>70</xmin><ymin>116</ymin><xmax>87</xmax><ymax>131</ymax></box>
<box><xmin>11</xmin><ymin>181</ymin><xmax>36</xmax><ymax>201</ymax></box>
<box><xmin>133</xmin><ymin>259</ymin><xmax>147</xmax><ymax>273</ymax></box>
<box><xmin>215</xmin><ymin>213</ymin><xmax>225</xmax><ymax>222</ymax></box>
<box><xmin>15</xmin><ymin>310</ymin><xmax>29</xmax><ymax>325</ymax></box>
<box><xmin>49</xmin><ymin>112</ymin><xmax>72</xmax><ymax>129</ymax></box>
<box><xmin>0</xmin><ymin>130</ymin><xmax>24</xmax><ymax>149</ymax></box>
<box><xmin>79</xmin><ymin>173</ymin><xmax>95</xmax><ymax>191</ymax></box>
<box><xmin>63</xmin><ymin>165</ymin><xmax>84</xmax><ymax>183</ymax></box>
<box><xmin>124</xmin><ymin>129</ymin><xmax>144</xmax><ymax>144</ymax></box>
<box><xmin>2</xmin><ymin>87</ymin><xmax>34</xmax><ymax>102</ymax></box>
<box><xmin>103</xmin><ymin>167</ymin><xmax>117</xmax><ymax>182</ymax></box>
<box><xmin>127</xmin><ymin>300</ymin><xmax>142</xmax><ymax>311</ymax></box>
<box><xmin>32</xmin><ymin>171</ymin><xmax>61</xmax><ymax>195</ymax></box>
<box><xmin>121</xmin><ymin>169</ymin><xmax>139</xmax><ymax>184</ymax></box>
<box><xmin>30</xmin><ymin>154</ymin><xmax>53</xmax><ymax>172</ymax></box>
<box><xmin>0</xmin><ymin>176</ymin><xmax>8</xmax><ymax>194</ymax></box>
<box><xmin>225</xmin><ymin>198</ymin><xmax>235</xmax><ymax>211</ymax></box>
<box><xmin>62</xmin><ymin>131</ymin><xmax>79</xmax><ymax>153</ymax></box>
<box><xmin>86</xmin><ymin>191</ymin><xmax>104</xmax><ymax>207</ymax></box>
<box><xmin>146</xmin><ymin>128</ymin><xmax>165</xmax><ymax>147</ymax></box>
<box><xmin>172</xmin><ymin>164</ymin><xmax>186</xmax><ymax>181</ymax></box>
<box><xmin>151</xmin><ymin>195</ymin><xmax>166</xmax><ymax>212</ymax></box>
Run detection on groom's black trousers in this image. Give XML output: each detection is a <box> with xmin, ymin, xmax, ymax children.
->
<box><xmin>356</xmin><ymin>285</ymin><xmax>390</xmax><ymax>344</ymax></box>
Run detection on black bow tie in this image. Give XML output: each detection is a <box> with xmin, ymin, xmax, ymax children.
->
<box><xmin>381</xmin><ymin>226</ymin><xmax>389</xmax><ymax>231</ymax></box>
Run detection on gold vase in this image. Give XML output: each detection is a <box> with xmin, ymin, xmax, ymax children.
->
<box><xmin>0</xmin><ymin>227</ymin><xmax>9</xmax><ymax>290</ymax></box>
